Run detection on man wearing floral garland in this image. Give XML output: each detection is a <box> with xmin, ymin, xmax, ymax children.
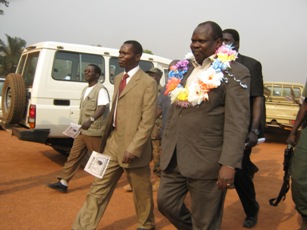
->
<box><xmin>223</xmin><ymin>28</ymin><xmax>265</xmax><ymax>228</ymax></box>
<box><xmin>157</xmin><ymin>21</ymin><xmax>251</xmax><ymax>230</ymax></box>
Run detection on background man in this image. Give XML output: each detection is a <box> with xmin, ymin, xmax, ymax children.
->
<box><xmin>47</xmin><ymin>64</ymin><xmax>109</xmax><ymax>193</ymax></box>
<box><xmin>72</xmin><ymin>40</ymin><xmax>157</xmax><ymax>230</ymax></box>
<box><xmin>123</xmin><ymin>67</ymin><xmax>163</xmax><ymax>192</ymax></box>
<box><xmin>287</xmin><ymin>79</ymin><xmax>307</xmax><ymax>230</ymax></box>
<box><xmin>157</xmin><ymin>21</ymin><xmax>250</xmax><ymax>230</ymax></box>
<box><xmin>146</xmin><ymin>67</ymin><xmax>163</xmax><ymax>191</ymax></box>
<box><xmin>223</xmin><ymin>28</ymin><xmax>265</xmax><ymax>228</ymax></box>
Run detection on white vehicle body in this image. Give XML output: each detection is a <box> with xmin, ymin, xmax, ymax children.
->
<box><xmin>0</xmin><ymin>77</ymin><xmax>5</xmax><ymax>119</ymax></box>
<box><xmin>1</xmin><ymin>41</ymin><xmax>171</xmax><ymax>153</ymax></box>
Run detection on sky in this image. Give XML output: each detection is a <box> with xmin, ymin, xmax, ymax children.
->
<box><xmin>0</xmin><ymin>0</ymin><xmax>306</xmax><ymax>85</ymax></box>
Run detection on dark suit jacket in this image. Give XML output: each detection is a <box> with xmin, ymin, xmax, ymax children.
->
<box><xmin>100</xmin><ymin>68</ymin><xmax>157</xmax><ymax>168</ymax></box>
<box><xmin>160</xmin><ymin>61</ymin><xmax>251</xmax><ymax>179</ymax></box>
<box><xmin>237</xmin><ymin>54</ymin><xmax>265</xmax><ymax>137</ymax></box>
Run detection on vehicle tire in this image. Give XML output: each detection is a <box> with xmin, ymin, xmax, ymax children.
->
<box><xmin>1</xmin><ymin>73</ymin><xmax>27</xmax><ymax>124</ymax></box>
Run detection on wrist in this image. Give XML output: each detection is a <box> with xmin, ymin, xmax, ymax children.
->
<box><xmin>89</xmin><ymin>117</ymin><xmax>95</xmax><ymax>123</ymax></box>
<box><xmin>250</xmin><ymin>129</ymin><xmax>259</xmax><ymax>136</ymax></box>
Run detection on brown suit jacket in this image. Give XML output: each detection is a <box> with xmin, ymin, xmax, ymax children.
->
<box><xmin>100</xmin><ymin>68</ymin><xmax>157</xmax><ymax>168</ymax></box>
<box><xmin>160</xmin><ymin>61</ymin><xmax>251</xmax><ymax>179</ymax></box>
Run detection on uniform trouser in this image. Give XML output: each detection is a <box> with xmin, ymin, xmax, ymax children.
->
<box><xmin>58</xmin><ymin>134</ymin><xmax>101</xmax><ymax>182</ymax></box>
<box><xmin>234</xmin><ymin>148</ymin><xmax>259</xmax><ymax>217</ymax></box>
<box><xmin>152</xmin><ymin>139</ymin><xmax>161</xmax><ymax>177</ymax></box>
<box><xmin>157</xmin><ymin>154</ymin><xmax>226</xmax><ymax>230</ymax></box>
<box><xmin>291</xmin><ymin>127</ymin><xmax>307</xmax><ymax>217</ymax></box>
<box><xmin>72</xmin><ymin>131</ymin><xmax>155</xmax><ymax>230</ymax></box>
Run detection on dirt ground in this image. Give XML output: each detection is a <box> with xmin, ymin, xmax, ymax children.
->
<box><xmin>0</xmin><ymin>127</ymin><xmax>301</xmax><ymax>230</ymax></box>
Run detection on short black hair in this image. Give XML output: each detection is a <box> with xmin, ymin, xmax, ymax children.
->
<box><xmin>88</xmin><ymin>64</ymin><xmax>101</xmax><ymax>76</ymax></box>
<box><xmin>223</xmin><ymin>29</ymin><xmax>240</xmax><ymax>42</ymax></box>
<box><xmin>124</xmin><ymin>40</ymin><xmax>143</xmax><ymax>55</ymax></box>
<box><xmin>198</xmin><ymin>21</ymin><xmax>223</xmax><ymax>41</ymax></box>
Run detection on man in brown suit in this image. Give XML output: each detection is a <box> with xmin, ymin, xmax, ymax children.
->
<box><xmin>157</xmin><ymin>21</ymin><xmax>251</xmax><ymax>230</ymax></box>
<box><xmin>72</xmin><ymin>40</ymin><xmax>157</xmax><ymax>230</ymax></box>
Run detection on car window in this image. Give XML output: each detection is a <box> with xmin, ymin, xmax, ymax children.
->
<box><xmin>109</xmin><ymin>57</ymin><xmax>153</xmax><ymax>84</ymax></box>
<box><xmin>0</xmin><ymin>80</ymin><xmax>4</xmax><ymax>93</ymax></box>
<box><xmin>293</xmin><ymin>87</ymin><xmax>302</xmax><ymax>98</ymax></box>
<box><xmin>52</xmin><ymin>51</ymin><xmax>105</xmax><ymax>82</ymax></box>
<box><xmin>21</xmin><ymin>52</ymin><xmax>39</xmax><ymax>88</ymax></box>
<box><xmin>272</xmin><ymin>84</ymin><xmax>282</xmax><ymax>96</ymax></box>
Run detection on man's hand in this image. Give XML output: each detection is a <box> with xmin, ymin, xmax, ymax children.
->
<box><xmin>217</xmin><ymin>165</ymin><xmax>235</xmax><ymax>190</ymax></box>
<box><xmin>81</xmin><ymin>120</ymin><xmax>92</xmax><ymax>130</ymax></box>
<box><xmin>122</xmin><ymin>151</ymin><xmax>136</xmax><ymax>164</ymax></box>
<box><xmin>246</xmin><ymin>131</ymin><xmax>258</xmax><ymax>148</ymax></box>
<box><xmin>286</xmin><ymin>133</ymin><xmax>296</xmax><ymax>146</ymax></box>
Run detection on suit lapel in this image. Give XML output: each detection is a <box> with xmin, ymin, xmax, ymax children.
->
<box><xmin>181</xmin><ymin>61</ymin><xmax>194</xmax><ymax>87</ymax></box>
<box><xmin>118</xmin><ymin>69</ymin><xmax>142</xmax><ymax>98</ymax></box>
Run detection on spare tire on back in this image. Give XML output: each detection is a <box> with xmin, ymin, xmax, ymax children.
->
<box><xmin>1</xmin><ymin>73</ymin><xmax>27</xmax><ymax>124</ymax></box>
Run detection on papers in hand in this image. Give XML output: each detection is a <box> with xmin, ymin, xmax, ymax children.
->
<box><xmin>245</xmin><ymin>138</ymin><xmax>266</xmax><ymax>147</ymax></box>
<box><xmin>63</xmin><ymin>122</ymin><xmax>81</xmax><ymax>138</ymax></box>
<box><xmin>84</xmin><ymin>151</ymin><xmax>111</xmax><ymax>179</ymax></box>
<box><xmin>257</xmin><ymin>137</ymin><xmax>265</xmax><ymax>145</ymax></box>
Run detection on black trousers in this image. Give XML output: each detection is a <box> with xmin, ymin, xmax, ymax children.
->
<box><xmin>234</xmin><ymin>148</ymin><xmax>259</xmax><ymax>217</ymax></box>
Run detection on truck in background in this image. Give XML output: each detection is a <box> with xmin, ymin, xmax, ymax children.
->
<box><xmin>264</xmin><ymin>82</ymin><xmax>304</xmax><ymax>130</ymax></box>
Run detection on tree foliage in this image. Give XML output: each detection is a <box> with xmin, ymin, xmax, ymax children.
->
<box><xmin>143</xmin><ymin>49</ymin><xmax>153</xmax><ymax>55</ymax></box>
<box><xmin>0</xmin><ymin>0</ymin><xmax>9</xmax><ymax>15</ymax></box>
<box><xmin>0</xmin><ymin>34</ymin><xmax>26</xmax><ymax>76</ymax></box>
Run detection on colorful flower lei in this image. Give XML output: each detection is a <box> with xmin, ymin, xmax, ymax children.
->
<box><xmin>165</xmin><ymin>44</ymin><xmax>238</xmax><ymax>108</ymax></box>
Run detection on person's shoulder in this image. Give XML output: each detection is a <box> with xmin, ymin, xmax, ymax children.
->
<box><xmin>230</xmin><ymin>60</ymin><xmax>249</xmax><ymax>72</ymax></box>
<box><xmin>228</xmin><ymin>61</ymin><xmax>250</xmax><ymax>82</ymax></box>
<box><xmin>114</xmin><ymin>72</ymin><xmax>123</xmax><ymax>81</ymax></box>
<box><xmin>139</xmin><ymin>69</ymin><xmax>156</xmax><ymax>83</ymax></box>
<box><xmin>238</xmin><ymin>54</ymin><xmax>261</xmax><ymax>65</ymax></box>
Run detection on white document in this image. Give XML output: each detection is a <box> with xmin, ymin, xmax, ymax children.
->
<box><xmin>84</xmin><ymin>151</ymin><xmax>111</xmax><ymax>179</ymax></box>
<box><xmin>63</xmin><ymin>122</ymin><xmax>81</xmax><ymax>139</ymax></box>
<box><xmin>245</xmin><ymin>138</ymin><xmax>266</xmax><ymax>147</ymax></box>
<box><xmin>257</xmin><ymin>137</ymin><xmax>265</xmax><ymax>144</ymax></box>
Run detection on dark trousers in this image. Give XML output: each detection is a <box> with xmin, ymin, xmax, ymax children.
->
<box><xmin>158</xmin><ymin>153</ymin><xmax>226</xmax><ymax>230</ymax></box>
<box><xmin>234</xmin><ymin>148</ymin><xmax>259</xmax><ymax>217</ymax></box>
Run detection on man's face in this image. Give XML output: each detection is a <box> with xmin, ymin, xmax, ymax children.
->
<box><xmin>223</xmin><ymin>32</ymin><xmax>239</xmax><ymax>51</ymax></box>
<box><xmin>84</xmin><ymin>66</ymin><xmax>98</xmax><ymax>83</ymax></box>
<box><xmin>190</xmin><ymin>24</ymin><xmax>222</xmax><ymax>65</ymax></box>
<box><xmin>118</xmin><ymin>44</ymin><xmax>140</xmax><ymax>72</ymax></box>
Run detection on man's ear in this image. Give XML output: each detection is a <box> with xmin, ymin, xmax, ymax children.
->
<box><xmin>235</xmin><ymin>41</ymin><xmax>240</xmax><ymax>51</ymax></box>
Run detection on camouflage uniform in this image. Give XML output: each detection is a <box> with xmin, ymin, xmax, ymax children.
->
<box><xmin>152</xmin><ymin>85</ymin><xmax>163</xmax><ymax>177</ymax></box>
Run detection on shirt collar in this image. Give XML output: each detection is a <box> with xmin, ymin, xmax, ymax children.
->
<box><xmin>191</xmin><ymin>54</ymin><xmax>216</xmax><ymax>68</ymax></box>
<box><xmin>125</xmin><ymin>66</ymin><xmax>140</xmax><ymax>78</ymax></box>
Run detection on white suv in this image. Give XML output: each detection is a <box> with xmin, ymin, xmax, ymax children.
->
<box><xmin>0</xmin><ymin>77</ymin><xmax>5</xmax><ymax>120</ymax></box>
<box><xmin>1</xmin><ymin>41</ymin><xmax>171</xmax><ymax>154</ymax></box>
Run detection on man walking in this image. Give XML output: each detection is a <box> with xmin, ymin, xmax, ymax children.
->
<box><xmin>47</xmin><ymin>64</ymin><xmax>110</xmax><ymax>193</ymax></box>
<box><xmin>157</xmin><ymin>21</ymin><xmax>250</xmax><ymax>230</ymax></box>
<box><xmin>223</xmin><ymin>28</ymin><xmax>265</xmax><ymax>228</ymax></box>
<box><xmin>72</xmin><ymin>40</ymin><xmax>157</xmax><ymax>230</ymax></box>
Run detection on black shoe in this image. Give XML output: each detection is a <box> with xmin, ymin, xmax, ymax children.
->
<box><xmin>243</xmin><ymin>206</ymin><xmax>259</xmax><ymax>228</ymax></box>
<box><xmin>47</xmin><ymin>181</ymin><xmax>67</xmax><ymax>193</ymax></box>
<box><xmin>243</xmin><ymin>216</ymin><xmax>257</xmax><ymax>228</ymax></box>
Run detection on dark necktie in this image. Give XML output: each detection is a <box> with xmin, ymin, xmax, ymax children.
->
<box><xmin>118</xmin><ymin>73</ymin><xmax>129</xmax><ymax>95</ymax></box>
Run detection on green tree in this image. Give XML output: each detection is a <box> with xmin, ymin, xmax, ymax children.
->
<box><xmin>0</xmin><ymin>34</ymin><xmax>26</xmax><ymax>75</ymax></box>
<box><xmin>143</xmin><ymin>49</ymin><xmax>153</xmax><ymax>55</ymax></box>
<box><xmin>0</xmin><ymin>0</ymin><xmax>9</xmax><ymax>15</ymax></box>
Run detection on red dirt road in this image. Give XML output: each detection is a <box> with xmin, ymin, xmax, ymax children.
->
<box><xmin>0</xmin><ymin>128</ymin><xmax>301</xmax><ymax>230</ymax></box>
